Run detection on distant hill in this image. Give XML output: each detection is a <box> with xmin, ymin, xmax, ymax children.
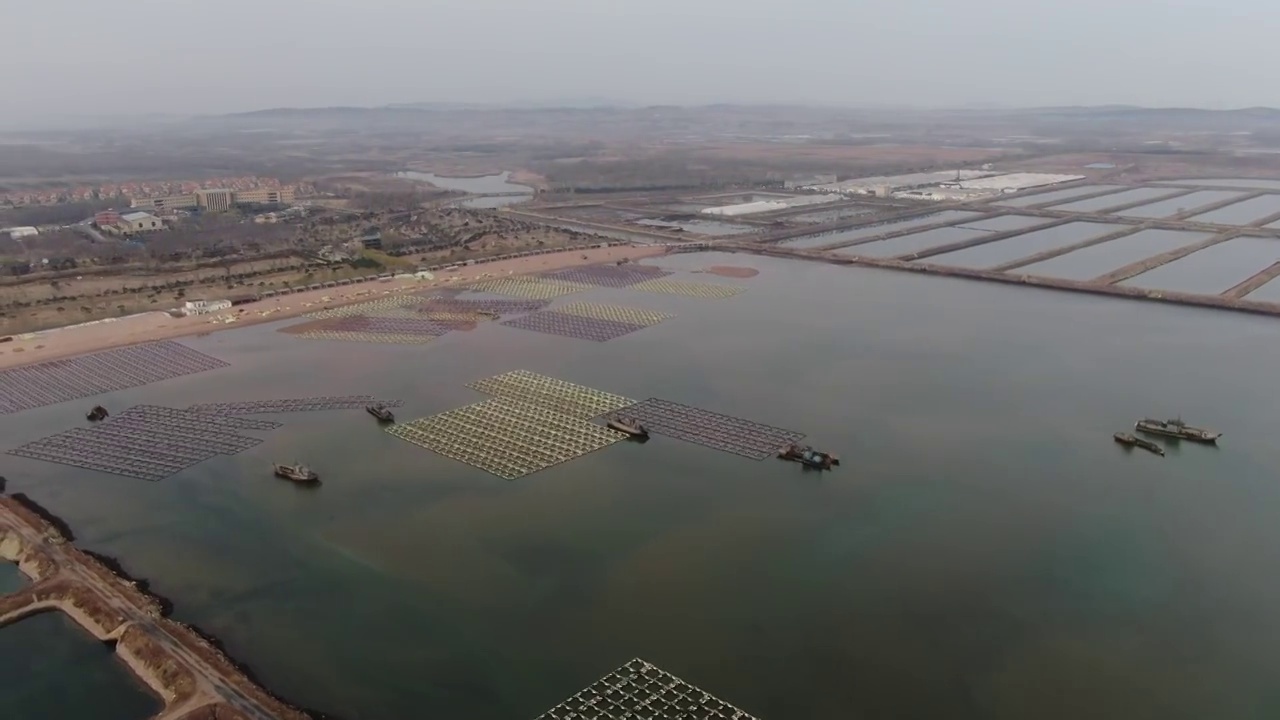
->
<box><xmin>181</xmin><ymin>102</ymin><xmax>1280</xmax><ymax>142</ymax></box>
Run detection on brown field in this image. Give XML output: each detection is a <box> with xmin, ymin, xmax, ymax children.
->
<box><xmin>0</xmin><ymin>244</ymin><xmax>667</xmax><ymax>369</ymax></box>
<box><xmin>0</xmin><ymin>218</ymin><xmax>596</xmax><ymax>335</ymax></box>
<box><xmin>0</xmin><ymin>258</ymin><xmax>301</xmax><ymax>303</ymax></box>
<box><xmin>1003</xmin><ymin>152</ymin><xmax>1280</xmax><ymax>182</ymax></box>
<box><xmin>693</xmin><ymin>142</ymin><xmax>1006</xmax><ymax>166</ymax></box>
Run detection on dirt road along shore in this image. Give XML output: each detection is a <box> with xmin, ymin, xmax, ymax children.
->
<box><xmin>0</xmin><ymin>244</ymin><xmax>667</xmax><ymax>371</ymax></box>
<box><xmin>0</xmin><ymin>494</ymin><xmax>313</xmax><ymax>720</ymax></box>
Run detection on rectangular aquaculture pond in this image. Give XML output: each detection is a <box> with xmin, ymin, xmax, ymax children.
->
<box><xmin>1016</xmin><ymin>229</ymin><xmax>1211</xmax><ymax>281</ymax></box>
<box><xmin>1119</xmin><ymin>237</ymin><xmax>1280</xmax><ymax>295</ymax></box>
<box><xmin>922</xmin><ymin>222</ymin><xmax>1129</xmax><ymax>269</ymax></box>
<box><xmin>778</xmin><ymin>211</ymin><xmax>982</xmax><ymax>249</ymax></box>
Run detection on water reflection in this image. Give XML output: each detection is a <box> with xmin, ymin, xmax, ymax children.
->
<box><xmin>0</xmin><ymin>562</ymin><xmax>26</xmax><ymax>594</ymax></box>
<box><xmin>397</xmin><ymin>170</ymin><xmax>535</xmax><ymax>195</ymax></box>
<box><xmin>0</xmin><ymin>613</ymin><xmax>160</xmax><ymax>720</ymax></box>
<box><xmin>3</xmin><ymin>252</ymin><xmax>1280</xmax><ymax>719</ymax></box>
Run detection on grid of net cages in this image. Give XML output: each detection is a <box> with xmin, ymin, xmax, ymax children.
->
<box><xmin>5</xmin><ymin>405</ymin><xmax>271</xmax><ymax>481</ymax></box>
<box><xmin>539</xmin><ymin>263</ymin><xmax>673</xmax><ymax>288</ymax></box>
<box><xmin>0</xmin><ymin>341</ymin><xmax>228</xmax><ymax>415</ymax></box>
<box><xmin>297</xmin><ymin>329</ymin><xmax>437</xmax><ymax>345</ymax></box>
<box><xmin>535</xmin><ymin>658</ymin><xmax>761</xmax><ymax>720</ymax></box>
<box><xmin>188</xmin><ymin>396</ymin><xmax>403</xmax><ymax>415</ymax></box>
<box><xmin>303</xmin><ymin>294</ymin><xmax>429</xmax><ymax>319</ymax></box>
<box><xmin>466</xmin><ymin>370</ymin><xmax>635</xmax><ymax>419</ymax></box>
<box><xmin>500</xmin><ymin>311</ymin><xmax>652</xmax><ymax>342</ymax></box>
<box><xmin>605</xmin><ymin>398</ymin><xmax>805</xmax><ymax>460</ymax></box>
<box><xmin>412</xmin><ymin>298</ymin><xmax>550</xmax><ymax>319</ymax></box>
<box><xmin>321</xmin><ymin>315</ymin><xmax>459</xmax><ymax>335</ymax></box>
<box><xmin>629</xmin><ymin>278</ymin><xmax>745</xmax><ymax>299</ymax></box>
<box><xmin>386</xmin><ymin>395</ymin><xmax>627</xmax><ymax>480</ymax></box>
<box><xmin>553</xmin><ymin>302</ymin><xmax>673</xmax><ymax>327</ymax></box>
<box><xmin>463</xmin><ymin>276</ymin><xmax>591</xmax><ymax>299</ymax></box>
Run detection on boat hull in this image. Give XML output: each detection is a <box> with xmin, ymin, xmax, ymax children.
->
<box><xmin>1114</xmin><ymin>432</ymin><xmax>1163</xmax><ymax>455</ymax></box>
<box><xmin>606</xmin><ymin>420</ymin><xmax>648</xmax><ymax>438</ymax></box>
<box><xmin>273</xmin><ymin>466</ymin><xmax>320</xmax><ymax>483</ymax></box>
<box><xmin>1134</xmin><ymin>423</ymin><xmax>1220</xmax><ymax>443</ymax></box>
<box><xmin>778</xmin><ymin>448</ymin><xmax>838</xmax><ymax>470</ymax></box>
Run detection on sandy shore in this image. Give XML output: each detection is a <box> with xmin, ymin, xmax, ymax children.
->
<box><xmin>0</xmin><ymin>245</ymin><xmax>666</xmax><ymax>370</ymax></box>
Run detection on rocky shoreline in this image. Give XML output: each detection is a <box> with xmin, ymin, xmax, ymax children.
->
<box><xmin>0</xmin><ymin>491</ymin><xmax>345</xmax><ymax>720</ymax></box>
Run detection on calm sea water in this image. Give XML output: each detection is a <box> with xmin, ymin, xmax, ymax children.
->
<box><xmin>0</xmin><ymin>613</ymin><xmax>159</xmax><ymax>720</ymax></box>
<box><xmin>397</xmin><ymin>171</ymin><xmax>535</xmax><ymax>196</ymax></box>
<box><xmin>3</xmin><ymin>252</ymin><xmax>1280</xmax><ymax>719</ymax></box>
<box><xmin>0</xmin><ymin>562</ymin><xmax>25</xmax><ymax>594</ymax></box>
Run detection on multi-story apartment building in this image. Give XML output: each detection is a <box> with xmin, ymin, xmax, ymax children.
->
<box><xmin>131</xmin><ymin>187</ymin><xmax>295</xmax><ymax>212</ymax></box>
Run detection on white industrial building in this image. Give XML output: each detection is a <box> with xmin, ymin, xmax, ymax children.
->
<box><xmin>806</xmin><ymin>171</ymin><xmax>996</xmax><ymax>196</ymax></box>
<box><xmin>700</xmin><ymin>194</ymin><xmax>844</xmax><ymax>217</ymax></box>
<box><xmin>783</xmin><ymin>174</ymin><xmax>838</xmax><ymax>190</ymax></box>
<box><xmin>180</xmin><ymin>299</ymin><xmax>232</xmax><ymax>316</ymax></box>
<box><xmin>118</xmin><ymin>211</ymin><xmax>163</xmax><ymax>233</ymax></box>
<box><xmin>1</xmin><ymin>226</ymin><xmax>38</xmax><ymax>240</ymax></box>
<box><xmin>952</xmin><ymin>173</ymin><xmax>1085</xmax><ymax>192</ymax></box>
<box><xmin>805</xmin><ymin>170</ymin><xmax>1088</xmax><ymax>203</ymax></box>
<box><xmin>894</xmin><ymin>188</ymin><xmax>1004</xmax><ymax>202</ymax></box>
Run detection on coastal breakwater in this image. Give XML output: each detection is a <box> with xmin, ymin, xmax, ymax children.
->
<box><xmin>719</xmin><ymin>241</ymin><xmax>1280</xmax><ymax>320</ymax></box>
<box><xmin>0</xmin><ymin>492</ymin><xmax>324</xmax><ymax>720</ymax></box>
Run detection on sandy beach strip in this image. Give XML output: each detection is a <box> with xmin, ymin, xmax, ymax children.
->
<box><xmin>0</xmin><ymin>245</ymin><xmax>667</xmax><ymax>370</ymax></box>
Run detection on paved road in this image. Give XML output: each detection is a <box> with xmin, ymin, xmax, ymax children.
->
<box><xmin>1</xmin><ymin>508</ymin><xmax>287</xmax><ymax>719</ymax></box>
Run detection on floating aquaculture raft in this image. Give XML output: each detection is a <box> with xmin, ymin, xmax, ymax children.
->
<box><xmin>285</xmin><ymin>293</ymin><xmax>547</xmax><ymax>344</ymax></box>
<box><xmin>0</xmin><ymin>341</ymin><xmax>228</xmax><ymax>415</ymax></box>
<box><xmin>535</xmin><ymin>657</ymin><xmax>761</xmax><ymax>720</ymax></box>
<box><xmin>324</xmin><ymin>316</ymin><xmax>461</xmax><ymax>335</ymax></box>
<box><xmin>605</xmin><ymin>398</ymin><xmax>804</xmax><ymax>460</ymax></box>
<box><xmin>303</xmin><ymin>294</ymin><xmax>430</xmax><ymax>320</ymax></box>
<box><xmin>466</xmin><ymin>369</ymin><xmax>634</xmax><ymax>419</ymax></box>
<box><xmin>629</xmin><ymin>278</ymin><xmax>745</xmax><ymax>299</ymax></box>
<box><xmin>386</xmin><ymin>396</ymin><xmax>627</xmax><ymax>481</ymax></box>
<box><xmin>296</xmin><ymin>329</ymin><xmax>436</xmax><ymax>344</ymax></box>
<box><xmin>284</xmin><ymin>311</ymin><xmax>455</xmax><ymax>345</ymax></box>
<box><xmin>411</xmin><ymin>298</ymin><xmax>549</xmax><ymax>316</ymax></box>
<box><xmin>5</xmin><ymin>405</ymin><xmax>272</xmax><ymax>482</ymax></box>
<box><xmin>539</xmin><ymin>263</ymin><xmax>672</xmax><ymax>288</ymax></box>
<box><xmin>500</xmin><ymin>311</ymin><xmax>654</xmax><ymax>342</ymax></box>
<box><xmin>189</xmin><ymin>396</ymin><xmax>403</xmax><ymax>415</ymax></box>
<box><xmin>554</xmin><ymin>302</ymin><xmax>673</xmax><ymax>327</ymax></box>
<box><xmin>463</xmin><ymin>276</ymin><xmax>591</xmax><ymax>299</ymax></box>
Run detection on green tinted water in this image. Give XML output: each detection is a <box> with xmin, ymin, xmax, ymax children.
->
<box><xmin>2</xmin><ymin>252</ymin><xmax>1280</xmax><ymax>719</ymax></box>
<box><xmin>0</xmin><ymin>562</ymin><xmax>25</xmax><ymax>594</ymax></box>
<box><xmin>0</xmin><ymin>613</ymin><xmax>159</xmax><ymax>720</ymax></box>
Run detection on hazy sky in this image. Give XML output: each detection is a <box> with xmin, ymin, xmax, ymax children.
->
<box><xmin>6</xmin><ymin>0</ymin><xmax>1273</xmax><ymax>119</ymax></box>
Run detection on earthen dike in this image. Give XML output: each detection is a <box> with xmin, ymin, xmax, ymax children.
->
<box><xmin>0</xmin><ymin>492</ymin><xmax>319</xmax><ymax>720</ymax></box>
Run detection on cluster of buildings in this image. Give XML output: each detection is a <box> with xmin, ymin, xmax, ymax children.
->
<box><xmin>179</xmin><ymin>299</ymin><xmax>233</xmax><ymax>316</ymax></box>
<box><xmin>93</xmin><ymin>210</ymin><xmax>164</xmax><ymax>235</ymax></box>
<box><xmin>1</xmin><ymin>226</ymin><xmax>39</xmax><ymax>240</ymax></box>
<box><xmin>700</xmin><ymin>194</ymin><xmax>844</xmax><ymax>217</ymax></box>
<box><xmin>0</xmin><ymin>177</ymin><xmax>306</xmax><ymax>208</ymax></box>
<box><xmin>804</xmin><ymin>170</ymin><xmax>1085</xmax><ymax>202</ymax></box>
<box><xmin>130</xmin><ymin>187</ymin><xmax>296</xmax><ymax>212</ymax></box>
<box><xmin>783</xmin><ymin>174</ymin><xmax>838</xmax><ymax>190</ymax></box>
<box><xmin>88</xmin><ymin>186</ymin><xmax>299</xmax><ymax>236</ymax></box>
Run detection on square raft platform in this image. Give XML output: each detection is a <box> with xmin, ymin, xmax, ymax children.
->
<box><xmin>5</xmin><ymin>405</ymin><xmax>269</xmax><ymax>482</ymax></box>
<box><xmin>464</xmin><ymin>276</ymin><xmax>591</xmax><ymax>299</ymax></box>
<box><xmin>606</xmin><ymin>398</ymin><xmax>804</xmax><ymax>460</ymax></box>
<box><xmin>0</xmin><ymin>341</ymin><xmax>228</xmax><ymax>415</ymax></box>
<box><xmin>535</xmin><ymin>657</ymin><xmax>761</xmax><ymax>720</ymax></box>
<box><xmin>500</xmin><ymin>311</ymin><xmax>651</xmax><ymax>342</ymax></box>
<box><xmin>386</xmin><ymin>396</ymin><xmax>627</xmax><ymax>480</ymax></box>
<box><xmin>629</xmin><ymin>278</ymin><xmax>745</xmax><ymax>299</ymax></box>
<box><xmin>466</xmin><ymin>369</ymin><xmax>635</xmax><ymax>419</ymax></box>
<box><xmin>540</xmin><ymin>264</ymin><xmax>672</xmax><ymax>288</ymax></box>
